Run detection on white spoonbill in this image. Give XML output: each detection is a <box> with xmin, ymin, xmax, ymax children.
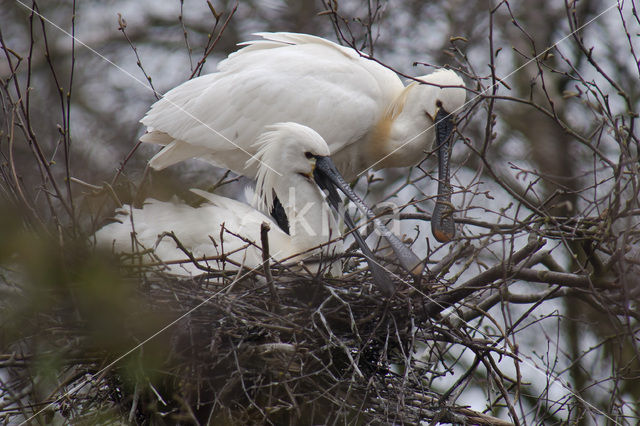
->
<box><xmin>140</xmin><ymin>32</ymin><xmax>466</xmax><ymax>243</ymax></box>
<box><xmin>96</xmin><ymin>123</ymin><xmax>397</xmax><ymax>295</ymax></box>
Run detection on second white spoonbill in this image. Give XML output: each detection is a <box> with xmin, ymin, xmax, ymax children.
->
<box><xmin>96</xmin><ymin>123</ymin><xmax>399</xmax><ymax>295</ymax></box>
<box><xmin>140</xmin><ymin>32</ymin><xmax>466</xmax><ymax>242</ymax></box>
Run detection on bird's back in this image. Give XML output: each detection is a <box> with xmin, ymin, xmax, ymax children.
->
<box><xmin>94</xmin><ymin>194</ymin><xmax>278</xmax><ymax>274</ymax></box>
<box><xmin>94</xmin><ymin>188</ymin><xmax>343</xmax><ymax>276</ymax></box>
<box><xmin>140</xmin><ymin>32</ymin><xmax>404</xmax><ymax>177</ymax></box>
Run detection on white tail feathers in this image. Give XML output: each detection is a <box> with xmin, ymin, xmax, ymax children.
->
<box><xmin>147</xmin><ymin>139</ymin><xmax>212</xmax><ymax>171</ymax></box>
<box><xmin>139</xmin><ymin>130</ymin><xmax>173</xmax><ymax>145</ymax></box>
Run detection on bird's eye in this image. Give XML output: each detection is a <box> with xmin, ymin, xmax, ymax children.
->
<box><xmin>304</xmin><ymin>152</ymin><xmax>314</xmax><ymax>159</ymax></box>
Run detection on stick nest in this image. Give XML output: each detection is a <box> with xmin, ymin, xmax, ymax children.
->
<box><xmin>0</xmin><ymin>243</ymin><xmax>509</xmax><ymax>425</ymax></box>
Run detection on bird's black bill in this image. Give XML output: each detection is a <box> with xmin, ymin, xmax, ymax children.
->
<box><xmin>314</xmin><ymin>156</ymin><xmax>424</xmax><ymax>281</ymax></box>
<box><xmin>431</xmin><ymin>108</ymin><xmax>456</xmax><ymax>243</ymax></box>
<box><xmin>314</xmin><ymin>166</ymin><xmax>395</xmax><ymax>296</ymax></box>
<box><xmin>344</xmin><ymin>212</ymin><xmax>396</xmax><ymax>297</ymax></box>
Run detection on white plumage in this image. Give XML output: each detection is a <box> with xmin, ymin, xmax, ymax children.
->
<box><xmin>95</xmin><ymin>123</ymin><xmax>343</xmax><ymax>277</ymax></box>
<box><xmin>140</xmin><ymin>32</ymin><xmax>466</xmax><ymax>182</ymax></box>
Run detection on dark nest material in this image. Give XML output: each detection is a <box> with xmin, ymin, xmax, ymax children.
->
<box><xmin>0</xmin><ymin>244</ymin><xmax>514</xmax><ymax>425</ymax></box>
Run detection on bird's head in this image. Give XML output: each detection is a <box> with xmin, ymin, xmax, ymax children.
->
<box><xmin>414</xmin><ymin>69</ymin><xmax>466</xmax><ymax>122</ymax></box>
<box><xmin>247</xmin><ymin>122</ymin><xmax>330</xmax><ymax>212</ymax></box>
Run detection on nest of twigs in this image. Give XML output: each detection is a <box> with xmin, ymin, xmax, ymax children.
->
<box><xmin>0</xmin><ymin>236</ymin><xmax>513</xmax><ymax>425</ymax></box>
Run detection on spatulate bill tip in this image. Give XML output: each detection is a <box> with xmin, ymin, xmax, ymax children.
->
<box><xmin>431</xmin><ymin>202</ymin><xmax>455</xmax><ymax>243</ymax></box>
<box><xmin>433</xmin><ymin>228</ymin><xmax>454</xmax><ymax>243</ymax></box>
<box><xmin>369</xmin><ymin>267</ymin><xmax>395</xmax><ymax>297</ymax></box>
<box><xmin>410</xmin><ymin>261</ymin><xmax>425</xmax><ymax>277</ymax></box>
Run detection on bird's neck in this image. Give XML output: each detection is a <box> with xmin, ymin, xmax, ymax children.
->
<box><xmin>270</xmin><ymin>176</ymin><xmax>342</xmax><ymax>276</ymax></box>
<box><xmin>368</xmin><ymin>85</ymin><xmax>432</xmax><ymax>169</ymax></box>
<box><xmin>275</xmin><ymin>176</ymin><xmax>340</xmax><ymax>244</ymax></box>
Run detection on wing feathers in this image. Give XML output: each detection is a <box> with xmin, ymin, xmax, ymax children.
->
<box><xmin>138</xmin><ymin>32</ymin><xmax>403</xmax><ymax>175</ymax></box>
<box><xmin>140</xmin><ymin>130</ymin><xmax>173</xmax><ymax>145</ymax></box>
<box><xmin>148</xmin><ymin>139</ymin><xmax>213</xmax><ymax>170</ymax></box>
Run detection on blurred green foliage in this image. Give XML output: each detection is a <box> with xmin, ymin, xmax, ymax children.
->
<box><xmin>0</xmin><ymin>201</ymin><xmax>173</xmax><ymax>421</ymax></box>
